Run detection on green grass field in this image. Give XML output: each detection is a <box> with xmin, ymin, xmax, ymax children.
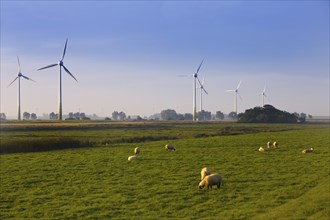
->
<box><xmin>0</xmin><ymin>121</ymin><xmax>329</xmax><ymax>219</ymax></box>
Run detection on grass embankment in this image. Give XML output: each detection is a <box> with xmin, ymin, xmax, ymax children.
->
<box><xmin>0</xmin><ymin>122</ymin><xmax>329</xmax><ymax>219</ymax></box>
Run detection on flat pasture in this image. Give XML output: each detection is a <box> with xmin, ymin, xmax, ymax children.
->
<box><xmin>0</xmin><ymin>121</ymin><xmax>329</xmax><ymax>219</ymax></box>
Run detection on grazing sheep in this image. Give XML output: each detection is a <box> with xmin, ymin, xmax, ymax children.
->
<box><xmin>273</xmin><ymin>141</ymin><xmax>278</xmax><ymax>148</ymax></box>
<box><xmin>259</xmin><ymin>146</ymin><xmax>265</xmax><ymax>152</ymax></box>
<box><xmin>128</xmin><ymin>155</ymin><xmax>137</xmax><ymax>161</ymax></box>
<box><xmin>134</xmin><ymin>147</ymin><xmax>140</xmax><ymax>155</ymax></box>
<box><xmin>302</xmin><ymin>148</ymin><xmax>313</xmax><ymax>154</ymax></box>
<box><xmin>198</xmin><ymin>174</ymin><xmax>222</xmax><ymax>190</ymax></box>
<box><xmin>165</xmin><ymin>144</ymin><xmax>176</xmax><ymax>151</ymax></box>
<box><xmin>200</xmin><ymin>167</ymin><xmax>211</xmax><ymax>181</ymax></box>
<box><xmin>267</xmin><ymin>141</ymin><xmax>272</xmax><ymax>148</ymax></box>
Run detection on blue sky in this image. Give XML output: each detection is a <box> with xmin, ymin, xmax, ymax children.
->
<box><xmin>1</xmin><ymin>1</ymin><xmax>329</xmax><ymax>118</ymax></box>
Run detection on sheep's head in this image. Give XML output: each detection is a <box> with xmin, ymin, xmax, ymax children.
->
<box><xmin>198</xmin><ymin>180</ymin><xmax>206</xmax><ymax>189</ymax></box>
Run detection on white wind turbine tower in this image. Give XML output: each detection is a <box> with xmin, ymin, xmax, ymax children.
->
<box><xmin>258</xmin><ymin>84</ymin><xmax>271</xmax><ymax>107</ymax></box>
<box><xmin>198</xmin><ymin>77</ymin><xmax>208</xmax><ymax>112</ymax></box>
<box><xmin>7</xmin><ymin>56</ymin><xmax>36</xmax><ymax>120</ymax></box>
<box><xmin>38</xmin><ymin>39</ymin><xmax>78</xmax><ymax>120</ymax></box>
<box><xmin>192</xmin><ymin>59</ymin><xmax>204</xmax><ymax>121</ymax></box>
<box><xmin>225</xmin><ymin>80</ymin><xmax>242</xmax><ymax>116</ymax></box>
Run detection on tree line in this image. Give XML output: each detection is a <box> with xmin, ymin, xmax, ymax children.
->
<box><xmin>159</xmin><ymin>109</ymin><xmax>226</xmax><ymax>121</ymax></box>
<box><xmin>0</xmin><ymin>107</ymin><xmax>313</xmax><ymax>122</ymax></box>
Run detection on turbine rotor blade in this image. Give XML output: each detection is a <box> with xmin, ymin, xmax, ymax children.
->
<box><xmin>236</xmin><ymin>80</ymin><xmax>242</xmax><ymax>89</ymax></box>
<box><xmin>178</xmin><ymin>74</ymin><xmax>190</xmax><ymax>77</ymax></box>
<box><xmin>21</xmin><ymin>74</ymin><xmax>36</xmax><ymax>82</ymax></box>
<box><xmin>61</xmin><ymin>38</ymin><xmax>68</xmax><ymax>60</ymax></box>
<box><xmin>225</xmin><ymin>89</ymin><xmax>235</xmax><ymax>92</ymax></box>
<box><xmin>196</xmin><ymin>58</ymin><xmax>204</xmax><ymax>74</ymax></box>
<box><xmin>237</xmin><ymin>91</ymin><xmax>243</xmax><ymax>101</ymax></box>
<box><xmin>63</xmin><ymin>65</ymin><xmax>78</xmax><ymax>82</ymax></box>
<box><xmin>38</xmin><ymin>63</ymin><xmax>58</xmax><ymax>71</ymax></box>
<box><xmin>202</xmin><ymin>87</ymin><xmax>208</xmax><ymax>95</ymax></box>
<box><xmin>196</xmin><ymin>76</ymin><xmax>203</xmax><ymax>87</ymax></box>
<box><xmin>17</xmin><ymin>56</ymin><xmax>21</xmax><ymax>73</ymax></box>
<box><xmin>7</xmin><ymin>77</ymin><xmax>18</xmax><ymax>87</ymax></box>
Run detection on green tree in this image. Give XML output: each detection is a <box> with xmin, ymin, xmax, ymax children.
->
<box><xmin>197</xmin><ymin>110</ymin><xmax>211</xmax><ymax>120</ymax></box>
<box><xmin>238</xmin><ymin>105</ymin><xmax>298</xmax><ymax>123</ymax></box>
<box><xmin>160</xmin><ymin>109</ymin><xmax>177</xmax><ymax>120</ymax></box>
<box><xmin>49</xmin><ymin>112</ymin><xmax>55</xmax><ymax>120</ymax></box>
<box><xmin>118</xmin><ymin>112</ymin><xmax>126</xmax><ymax>120</ymax></box>
<box><xmin>228</xmin><ymin>112</ymin><xmax>237</xmax><ymax>119</ymax></box>
<box><xmin>112</xmin><ymin>111</ymin><xmax>119</xmax><ymax>120</ymax></box>
<box><xmin>31</xmin><ymin>113</ymin><xmax>37</xmax><ymax>120</ymax></box>
<box><xmin>184</xmin><ymin>113</ymin><xmax>193</xmax><ymax>120</ymax></box>
<box><xmin>23</xmin><ymin>112</ymin><xmax>30</xmax><ymax>120</ymax></box>
<box><xmin>68</xmin><ymin>112</ymin><xmax>74</xmax><ymax>119</ymax></box>
<box><xmin>215</xmin><ymin>111</ymin><xmax>224</xmax><ymax>120</ymax></box>
<box><xmin>0</xmin><ymin>113</ymin><xmax>6</xmax><ymax>120</ymax></box>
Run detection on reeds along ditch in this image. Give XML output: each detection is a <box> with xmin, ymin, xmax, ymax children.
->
<box><xmin>0</xmin><ymin>137</ymin><xmax>95</xmax><ymax>154</ymax></box>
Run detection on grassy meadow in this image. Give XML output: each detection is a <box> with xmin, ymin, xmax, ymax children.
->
<box><xmin>0</xmin><ymin>121</ymin><xmax>329</xmax><ymax>219</ymax></box>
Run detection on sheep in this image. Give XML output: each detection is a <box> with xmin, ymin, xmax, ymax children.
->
<box><xmin>267</xmin><ymin>141</ymin><xmax>272</xmax><ymax>148</ymax></box>
<box><xmin>165</xmin><ymin>144</ymin><xmax>176</xmax><ymax>151</ymax></box>
<box><xmin>128</xmin><ymin>155</ymin><xmax>137</xmax><ymax>161</ymax></box>
<box><xmin>134</xmin><ymin>147</ymin><xmax>140</xmax><ymax>155</ymax></box>
<box><xmin>259</xmin><ymin>146</ymin><xmax>265</xmax><ymax>152</ymax></box>
<box><xmin>200</xmin><ymin>167</ymin><xmax>211</xmax><ymax>181</ymax></box>
<box><xmin>198</xmin><ymin>173</ymin><xmax>222</xmax><ymax>190</ymax></box>
<box><xmin>302</xmin><ymin>148</ymin><xmax>313</xmax><ymax>154</ymax></box>
<box><xmin>273</xmin><ymin>141</ymin><xmax>278</xmax><ymax>148</ymax></box>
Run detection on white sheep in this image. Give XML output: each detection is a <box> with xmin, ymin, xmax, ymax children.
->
<box><xmin>128</xmin><ymin>155</ymin><xmax>137</xmax><ymax>161</ymax></box>
<box><xmin>302</xmin><ymin>148</ymin><xmax>313</xmax><ymax>154</ymax></box>
<box><xmin>267</xmin><ymin>141</ymin><xmax>272</xmax><ymax>148</ymax></box>
<box><xmin>273</xmin><ymin>141</ymin><xmax>278</xmax><ymax>148</ymax></box>
<box><xmin>200</xmin><ymin>167</ymin><xmax>211</xmax><ymax>181</ymax></box>
<box><xmin>165</xmin><ymin>144</ymin><xmax>176</xmax><ymax>151</ymax></box>
<box><xmin>134</xmin><ymin>147</ymin><xmax>140</xmax><ymax>155</ymax></box>
<box><xmin>259</xmin><ymin>146</ymin><xmax>265</xmax><ymax>152</ymax></box>
<box><xmin>198</xmin><ymin>173</ymin><xmax>222</xmax><ymax>190</ymax></box>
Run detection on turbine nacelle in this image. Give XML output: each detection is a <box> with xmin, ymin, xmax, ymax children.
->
<box><xmin>58</xmin><ymin>60</ymin><xmax>63</xmax><ymax>66</ymax></box>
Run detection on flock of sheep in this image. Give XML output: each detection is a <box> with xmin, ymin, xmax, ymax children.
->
<box><xmin>127</xmin><ymin>140</ymin><xmax>313</xmax><ymax>191</ymax></box>
<box><xmin>258</xmin><ymin>141</ymin><xmax>314</xmax><ymax>154</ymax></box>
<box><xmin>127</xmin><ymin>144</ymin><xmax>222</xmax><ymax>190</ymax></box>
<box><xmin>258</xmin><ymin>141</ymin><xmax>278</xmax><ymax>152</ymax></box>
<box><xmin>127</xmin><ymin>144</ymin><xmax>176</xmax><ymax>161</ymax></box>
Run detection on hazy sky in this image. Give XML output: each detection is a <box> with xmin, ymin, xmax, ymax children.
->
<box><xmin>1</xmin><ymin>1</ymin><xmax>329</xmax><ymax>118</ymax></box>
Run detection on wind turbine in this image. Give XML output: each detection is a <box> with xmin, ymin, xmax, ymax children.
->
<box><xmin>258</xmin><ymin>84</ymin><xmax>271</xmax><ymax>107</ymax></box>
<box><xmin>225</xmin><ymin>80</ymin><xmax>242</xmax><ymax>115</ymax></box>
<box><xmin>7</xmin><ymin>56</ymin><xmax>36</xmax><ymax>120</ymax></box>
<box><xmin>192</xmin><ymin>59</ymin><xmax>204</xmax><ymax>121</ymax></box>
<box><xmin>198</xmin><ymin>77</ymin><xmax>208</xmax><ymax>112</ymax></box>
<box><xmin>38</xmin><ymin>39</ymin><xmax>78</xmax><ymax>120</ymax></box>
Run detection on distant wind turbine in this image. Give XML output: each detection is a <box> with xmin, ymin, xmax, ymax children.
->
<box><xmin>192</xmin><ymin>59</ymin><xmax>204</xmax><ymax>120</ymax></box>
<box><xmin>38</xmin><ymin>38</ymin><xmax>78</xmax><ymax>120</ymax></box>
<box><xmin>7</xmin><ymin>56</ymin><xmax>36</xmax><ymax>120</ymax></box>
<box><xmin>258</xmin><ymin>84</ymin><xmax>271</xmax><ymax>107</ymax></box>
<box><xmin>198</xmin><ymin>77</ymin><xmax>208</xmax><ymax>112</ymax></box>
<box><xmin>225</xmin><ymin>80</ymin><xmax>242</xmax><ymax>115</ymax></box>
